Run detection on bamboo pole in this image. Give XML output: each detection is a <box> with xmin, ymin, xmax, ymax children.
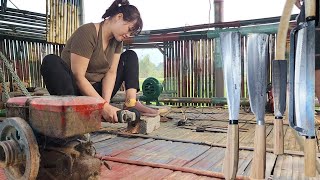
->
<box><xmin>61</xmin><ymin>0</ymin><xmax>64</xmax><ymax>43</ymax></box>
<box><xmin>75</xmin><ymin>0</ymin><xmax>79</xmax><ymax>28</ymax></box>
<box><xmin>47</xmin><ymin>0</ymin><xmax>50</xmax><ymax>42</ymax></box>
<box><xmin>71</xmin><ymin>0</ymin><xmax>76</xmax><ymax>35</ymax></box>
<box><xmin>24</xmin><ymin>41</ymin><xmax>30</xmax><ymax>85</ymax></box>
<box><xmin>54</xmin><ymin>0</ymin><xmax>58</xmax><ymax>43</ymax></box>
<box><xmin>58</xmin><ymin>0</ymin><xmax>62</xmax><ymax>44</ymax></box>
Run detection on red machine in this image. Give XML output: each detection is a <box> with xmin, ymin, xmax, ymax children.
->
<box><xmin>0</xmin><ymin>96</ymin><xmax>104</xmax><ymax>180</ymax></box>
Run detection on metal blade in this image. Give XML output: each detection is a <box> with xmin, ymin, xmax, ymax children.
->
<box><xmin>294</xmin><ymin>21</ymin><xmax>315</xmax><ymax>137</ymax></box>
<box><xmin>272</xmin><ymin>60</ymin><xmax>287</xmax><ymax>117</ymax></box>
<box><xmin>220</xmin><ymin>32</ymin><xmax>241</xmax><ymax>121</ymax></box>
<box><xmin>247</xmin><ymin>34</ymin><xmax>269</xmax><ymax>124</ymax></box>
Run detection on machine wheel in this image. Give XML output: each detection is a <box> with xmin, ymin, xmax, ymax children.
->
<box><xmin>0</xmin><ymin>117</ymin><xmax>40</xmax><ymax>180</ymax></box>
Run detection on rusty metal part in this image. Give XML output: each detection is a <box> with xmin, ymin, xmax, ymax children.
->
<box><xmin>0</xmin><ymin>117</ymin><xmax>40</xmax><ymax>180</ymax></box>
<box><xmin>38</xmin><ymin>138</ymin><xmax>101</xmax><ymax>180</ymax></box>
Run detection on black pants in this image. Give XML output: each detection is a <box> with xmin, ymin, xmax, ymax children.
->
<box><xmin>40</xmin><ymin>50</ymin><xmax>140</xmax><ymax>97</ymax></box>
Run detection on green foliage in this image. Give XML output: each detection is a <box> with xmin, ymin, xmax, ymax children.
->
<box><xmin>139</xmin><ymin>55</ymin><xmax>163</xmax><ymax>79</ymax></box>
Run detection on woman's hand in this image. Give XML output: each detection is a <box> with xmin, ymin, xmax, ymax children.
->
<box><xmin>102</xmin><ymin>103</ymin><xmax>120</xmax><ymax>123</ymax></box>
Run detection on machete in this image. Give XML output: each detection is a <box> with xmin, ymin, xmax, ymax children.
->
<box><xmin>247</xmin><ymin>33</ymin><xmax>269</xmax><ymax>179</ymax></box>
<box><xmin>220</xmin><ymin>32</ymin><xmax>241</xmax><ymax>180</ymax></box>
<box><xmin>288</xmin><ymin>0</ymin><xmax>317</xmax><ymax>177</ymax></box>
<box><xmin>273</xmin><ymin>0</ymin><xmax>296</xmax><ymax>155</ymax></box>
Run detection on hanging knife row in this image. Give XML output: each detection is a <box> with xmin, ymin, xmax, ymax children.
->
<box><xmin>221</xmin><ymin>1</ymin><xmax>317</xmax><ymax>179</ymax></box>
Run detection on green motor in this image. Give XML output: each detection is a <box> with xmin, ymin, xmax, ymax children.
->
<box><xmin>141</xmin><ymin>77</ymin><xmax>163</xmax><ymax>105</ymax></box>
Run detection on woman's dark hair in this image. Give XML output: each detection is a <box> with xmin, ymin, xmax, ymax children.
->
<box><xmin>102</xmin><ymin>0</ymin><xmax>143</xmax><ymax>35</ymax></box>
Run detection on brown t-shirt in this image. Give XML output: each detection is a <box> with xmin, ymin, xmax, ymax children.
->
<box><xmin>61</xmin><ymin>22</ymin><xmax>123</xmax><ymax>83</ymax></box>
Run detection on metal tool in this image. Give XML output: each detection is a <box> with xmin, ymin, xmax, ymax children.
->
<box><xmin>220</xmin><ymin>31</ymin><xmax>241</xmax><ymax>180</ymax></box>
<box><xmin>118</xmin><ymin>108</ymin><xmax>142</xmax><ymax>134</ymax></box>
<box><xmin>272</xmin><ymin>60</ymin><xmax>287</xmax><ymax>155</ymax></box>
<box><xmin>117</xmin><ymin>108</ymin><xmax>140</xmax><ymax>125</ymax></box>
<box><xmin>273</xmin><ymin>0</ymin><xmax>298</xmax><ymax>156</ymax></box>
<box><xmin>288</xmin><ymin>0</ymin><xmax>316</xmax><ymax>177</ymax></box>
<box><xmin>247</xmin><ymin>33</ymin><xmax>269</xmax><ymax>179</ymax></box>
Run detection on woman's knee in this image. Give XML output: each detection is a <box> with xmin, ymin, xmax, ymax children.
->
<box><xmin>121</xmin><ymin>50</ymin><xmax>138</xmax><ymax>63</ymax></box>
<box><xmin>41</xmin><ymin>54</ymin><xmax>61</xmax><ymax>69</ymax></box>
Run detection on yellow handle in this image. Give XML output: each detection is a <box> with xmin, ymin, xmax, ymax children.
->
<box><xmin>275</xmin><ymin>0</ymin><xmax>296</xmax><ymax>60</ymax></box>
<box><xmin>223</xmin><ymin>124</ymin><xmax>239</xmax><ymax>180</ymax></box>
<box><xmin>250</xmin><ymin>125</ymin><xmax>266</xmax><ymax>179</ymax></box>
<box><xmin>274</xmin><ymin>119</ymin><xmax>284</xmax><ymax>154</ymax></box>
<box><xmin>305</xmin><ymin>138</ymin><xmax>316</xmax><ymax>177</ymax></box>
<box><xmin>305</xmin><ymin>0</ymin><xmax>316</xmax><ymax>18</ymax></box>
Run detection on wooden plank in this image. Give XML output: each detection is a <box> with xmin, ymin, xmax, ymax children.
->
<box><xmin>183</xmin><ymin>147</ymin><xmax>225</xmax><ymax>171</ymax></box>
<box><xmin>162</xmin><ymin>171</ymin><xmax>219</xmax><ymax>180</ymax></box>
<box><xmin>292</xmin><ymin>156</ymin><xmax>300</xmax><ymax>180</ymax></box>
<box><xmin>279</xmin><ymin>155</ymin><xmax>289</xmax><ymax>179</ymax></box>
<box><xmin>284</xmin><ymin>128</ymin><xmax>301</xmax><ymax>152</ymax></box>
<box><xmin>236</xmin><ymin>150</ymin><xmax>253</xmax><ymax>176</ymax></box>
<box><xmin>157</xmin><ymin>142</ymin><xmax>209</xmax><ymax>165</ymax></box>
<box><xmin>239</xmin><ymin>123</ymin><xmax>256</xmax><ymax>147</ymax></box>
<box><xmin>95</xmin><ymin>136</ymin><xmax>130</xmax><ymax>149</ymax></box>
<box><xmin>125</xmin><ymin>167</ymin><xmax>173</xmax><ymax>179</ymax></box>
<box><xmin>285</xmin><ymin>155</ymin><xmax>293</xmax><ymax>180</ymax></box>
<box><xmin>100</xmin><ymin>162</ymin><xmax>139</xmax><ymax>179</ymax></box>
<box><xmin>166</xmin><ymin>143</ymin><xmax>210</xmax><ymax>165</ymax></box>
<box><xmin>265</xmin><ymin>153</ymin><xmax>277</xmax><ymax>179</ymax></box>
<box><xmin>96</xmin><ymin>138</ymin><xmax>155</xmax><ymax>157</ymax></box>
<box><xmin>272</xmin><ymin>155</ymin><xmax>284</xmax><ymax>179</ymax></box>
<box><xmin>114</xmin><ymin>140</ymin><xmax>174</xmax><ymax>160</ymax></box>
<box><xmin>266</xmin><ymin>124</ymin><xmax>274</xmax><ymax>150</ymax></box>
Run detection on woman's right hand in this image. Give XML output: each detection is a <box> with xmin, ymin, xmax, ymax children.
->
<box><xmin>102</xmin><ymin>103</ymin><xmax>120</xmax><ymax>123</ymax></box>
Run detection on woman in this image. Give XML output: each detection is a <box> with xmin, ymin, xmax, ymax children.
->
<box><xmin>41</xmin><ymin>0</ymin><xmax>159</xmax><ymax>123</ymax></box>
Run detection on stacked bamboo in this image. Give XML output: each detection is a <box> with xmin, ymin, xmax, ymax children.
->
<box><xmin>0</xmin><ymin>39</ymin><xmax>64</xmax><ymax>89</ymax></box>
<box><xmin>46</xmin><ymin>0</ymin><xmax>81</xmax><ymax>44</ymax></box>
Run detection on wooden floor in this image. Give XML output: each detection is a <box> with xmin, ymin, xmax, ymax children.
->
<box><xmin>1</xmin><ymin>106</ymin><xmax>319</xmax><ymax>179</ymax></box>
<box><xmin>96</xmin><ymin>106</ymin><xmax>320</xmax><ymax>179</ymax></box>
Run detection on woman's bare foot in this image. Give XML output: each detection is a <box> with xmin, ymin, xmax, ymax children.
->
<box><xmin>124</xmin><ymin>101</ymin><xmax>159</xmax><ymax>117</ymax></box>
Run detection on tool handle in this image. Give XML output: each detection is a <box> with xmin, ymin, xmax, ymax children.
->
<box><xmin>223</xmin><ymin>123</ymin><xmax>239</xmax><ymax>180</ymax></box>
<box><xmin>305</xmin><ymin>137</ymin><xmax>316</xmax><ymax>177</ymax></box>
<box><xmin>305</xmin><ymin>0</ymin><xmax>316</xmax><ymax>18</ymax></box>
<box><xmin>275</xmin><ymin>0</ymin><xmax>296</xmax><ymax>60</ymax></box>
<box><xmin>274</xmin><ymin>118</ymin><xmax>284</xmax><ymax>154</ymax></box>
<box><xmin>250</xmin><ymin>125</ymin><xmax>266</xmax><ymax>179</ymax></box>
